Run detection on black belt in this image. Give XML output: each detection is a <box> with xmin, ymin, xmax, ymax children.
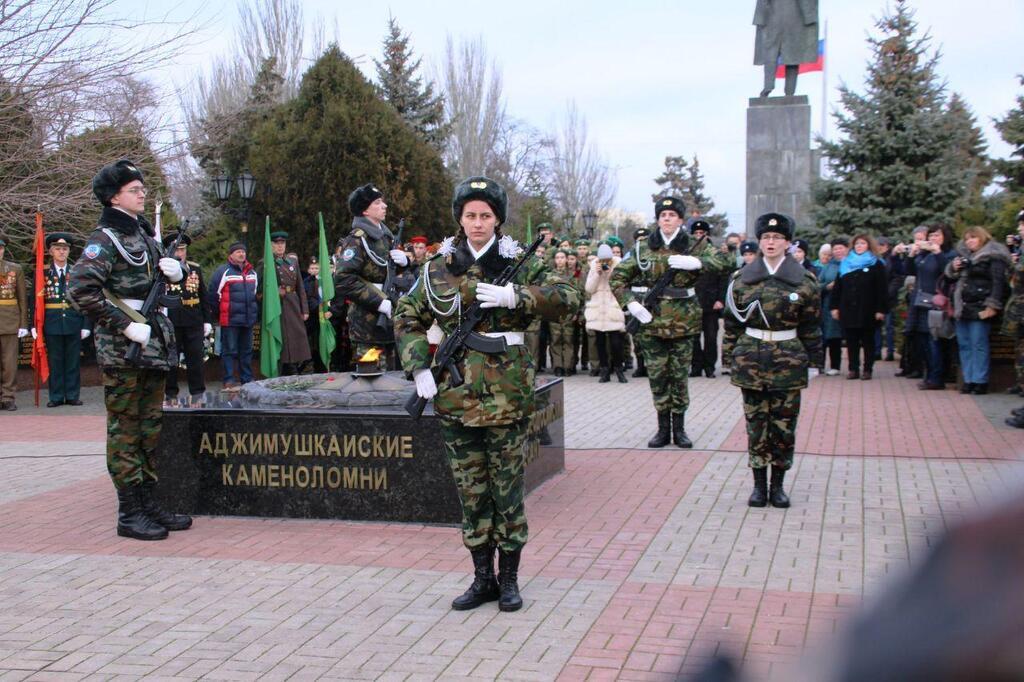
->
<box><xmin>660</xmin><ymin>286</ymin><xmax>696</xmax><ymax>299</ymax></box>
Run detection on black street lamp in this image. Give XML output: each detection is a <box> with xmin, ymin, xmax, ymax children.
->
<box><xmin>582</xmin><ymin>210</ymin><xmax>598</xmax><ymax>240</ymax></box>
<box><xmin>211</xmin><ymin>171</ymin><xmax>257</xmax><ymax>248</ymax></box>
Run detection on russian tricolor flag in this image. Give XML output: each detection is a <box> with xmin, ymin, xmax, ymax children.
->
<box><xmin>776</xmin><ymin>39</ymin><xmax>825</xmax><ymax>77</ymax></box>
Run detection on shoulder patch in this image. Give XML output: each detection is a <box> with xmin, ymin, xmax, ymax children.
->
<box><xmin>83</xmin><ymin>244</ymin><xmax>102</xmax><ymax>259</ymax></box>
<box><xmin>352</xmin><ymin>229</ymin><xmax>365</xmax><ymax>238</ymax></box>
<box><xmin>341</xmin><ymin>248</ymin><xmax>356</xmax><ymax>261</ymax></box>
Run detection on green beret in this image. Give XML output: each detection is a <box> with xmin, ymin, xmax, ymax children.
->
<box><xmin>604</xmin><ymin>235</ymin><xmax>624</xmax><ymax>249</ymax></box>
<box><xmin>574</xmin><ymin>239</ymin><xmax>590</xmax><ymax>247</ymax></box>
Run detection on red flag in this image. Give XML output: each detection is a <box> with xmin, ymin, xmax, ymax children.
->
<box><xmin>31</xmin><ymin>211</ymin><xmax>49</xmax><ymax>405</ymax></box>
<box><xmin>776</xmin><ymin>39</ymin><xmax>825</xmax><ymax>78</ymax></box>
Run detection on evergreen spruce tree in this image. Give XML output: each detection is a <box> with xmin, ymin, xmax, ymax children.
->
<box><xmin>994</xmin><ymin>76</ymin><xmax>1024</xmax><ymax>196</ymax></box>
<box><xmin>812</xmin><ymin>0</ymin><xmax>975</xmax><ymax>241</ymax></box>
<box><xmin>374</xmin><ymin>16</ymin><xmax>449</xmax><ymax>152</ymax></box>
<box><xmin>945</xmin><ymin>92</ymin><xmax>991</xmax><ymax>230</ymax></box>
<box><xmin>652</xmin><ymin>155</ymin><xmax>728</xmax><ymax>232</ymax></box>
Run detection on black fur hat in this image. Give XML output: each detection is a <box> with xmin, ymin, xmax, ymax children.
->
<box><xmin>689</xmin><ymin>218</ymin><xmax>711</xmax><ymax>235</ymax></box>
<box><xmin>655</xmin><ymin>197</ymin><xmax>686</xmax><ymax>220</ymax></box>
<box><xmin>754</xmin><ymin>213</ymin><xmax>794</xmax><ymax>241</ymax></box>
<box><xmin>92</xmin><ymin>160</ymin><xmax>144</xmax><ymax>207</ymax></box>
<box><xmin>347</xmin><ymin>184</ymin><xmax>384</xmax><ymax>217</ymax></box>
<box><xmin>162</xmin><ymin>232</ymin><xmax>192</xmax><ymax>249</ymax></box>
<box><xmin>452</xmin><ymin>176</ymin><xmax>507</xmax><ymax>226</ymax></box>
<box><xmin>740</xmin><ymin>240</ymin><xmax>758</xmax><ymax>255</ymax></box>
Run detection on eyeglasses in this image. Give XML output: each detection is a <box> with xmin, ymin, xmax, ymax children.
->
<box><xmin>121</xmin><ymin>187</ymin><xmax>147</xmax><ymax>196</ymax></box>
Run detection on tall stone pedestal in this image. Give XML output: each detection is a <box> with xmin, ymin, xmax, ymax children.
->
<box><xmin>746</xmin><ymin>95</ymin><xmax>815</xmax><ymax>236</ymax></box>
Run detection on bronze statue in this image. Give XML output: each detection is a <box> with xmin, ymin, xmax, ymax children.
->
<box><xmin>753</xmin><ymin>0</ymin><xmax>819</xmax><ymax>97</ymax></box>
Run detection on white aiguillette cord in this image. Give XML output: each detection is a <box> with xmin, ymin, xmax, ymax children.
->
<box><xmin>725</xmin><ymin>277</ymin><xmax>770</xmax><ymax>329</ymax></box>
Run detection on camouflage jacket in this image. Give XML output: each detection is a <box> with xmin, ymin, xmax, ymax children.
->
<box><xmin>1004</xmin><ymin>257</ymin><xmax>1024</xmax><ymax>328</ymax></box>
<box><xmin>610</xmin><ymin>228</ymin><xmax>734</xmax><ymax>338</ymax></box>
<box><xmin>395</xmin><ymin>236</ymin><xmax>580</xmax><ymax>426</ymax></box>
<box><xmin>67</xmin><ymin>207</ymin><xmax>175</xmax><ymax>370</ymax></box>
<box><xmin>722</xmin><ymin>255</ymin><xmax>823</xmax><ymax>391</ymax></box>
<box><xmin>334</xmin><ymin>216</ymin><xmax>408</xmax><ymax>345</ymax></box>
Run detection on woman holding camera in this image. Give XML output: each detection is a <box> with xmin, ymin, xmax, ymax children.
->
<box><xmin>944</xmin><ymin>227</ymin><xmax>1011</xmax><ymax>394</ymax></box>
<box><xmin>905</xmin><ymin>224</ymin><xmax>956</xmax><ymax>390</ymax></box>
<box><xmin>830</xmin><ymin>234</ymin><xmax>888</xmax><ymax>380</ymax></box>
<box><xmin>585</xmin><ymin>243</ymin><xmax>627</xmax><ymax>383</ymax></box>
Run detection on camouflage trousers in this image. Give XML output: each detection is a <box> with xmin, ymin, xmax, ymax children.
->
<box><xmin>548</xmin><ymin>321</ymin><xmax>574</xmax><ymax>371</ymax></box>
<box><xmin>1016</xmin><ymin>336</ymin><xmax>1024</xmax><ymax>390</ymax></box>
<box><xmin>103</xmin><ymin>367</ymin><xmax>166</xmax><ymax>489</ymax></box>
<box><xmin>741</xmin><ymin>388</ymin><xmax>801</xmax><ymax>470</ymax></box>
<box><xmin>353</xmin><ymin>342</ymin><xmax>397</xmax><ymax>371</ymax></box>
<box><xmin>644</xmin><ymin>334</ymin><xmax>695</xmax><ymax>413</ymax></box>
<box><xmin>438</xmin><ymin>417</ymin><xmax>529</xmax><ymax>552</ymax></box>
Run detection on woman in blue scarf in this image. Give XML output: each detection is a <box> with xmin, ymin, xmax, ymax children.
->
<box><xmin>830</xmin><ymin>234</ymin><xmax>889</xmax><ymax>379</ymax></box>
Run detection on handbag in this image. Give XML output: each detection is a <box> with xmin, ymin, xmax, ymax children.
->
<box><xmin>913</xmin><ymin>291</ymin><xmax>935</xmax><ymax>309</ymax></box>
<box><xmin>927</xmin><ymin>309</ymin><xmax>956</xmax><ymax>340</ymax></box>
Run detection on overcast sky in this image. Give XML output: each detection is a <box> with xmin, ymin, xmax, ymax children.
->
<box><xmin>131</xmin><ymin>0</ymin><xmax>1023</xmax><ymax>229</ymax></box>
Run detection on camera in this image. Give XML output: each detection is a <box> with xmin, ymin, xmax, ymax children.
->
<box><xmin>600</xmin><ymin>260</ymin><xmax>611</xmax><ymax>271</ymax></box>
<box><xmin>957</xmin><ymin>255</ymin><xmax>972</xmax><ymax>269</ymax></box>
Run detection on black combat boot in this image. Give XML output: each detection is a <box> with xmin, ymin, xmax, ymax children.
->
<box><xmin>671</xmin><ymin>413</ymin><xmax>692</xmax><ymax>448</ymax></box>
<box><xmin>769</xmin><ymin>467</ymin><xmax>791</xmax><ymax>508</ymax></box>
<box><xmin>140</xmin><ymin>480</ymin><xmax>193</xmax><ymax>531</ymax></box>
<box><xmin>614</xmin><ymin>366</ymin><xmax>627</xmax><ymax>384</ymax></box>
<box><xmin>497</xmin><ymin>548</ymin><xmax>523</xmax><ymax>612</ymax></box>
<box><xmin>748</xmin><ymin>468</ymin><xmax>768</xmax><ymax>507</ymax></box>
<box><xmin>633</xmin><ymin>356</ymin><xmax>647</xmax><ymax>378</ymax></box>
<box><xmin>647</xmin><ymin>412</ymin><xmax>671</xmax><ymax>448</ymax></box>
<box><xmin>598</xmin><ymin>367</ymin><xmax>610</xmax><ymax>383</ymax></box>
<box><xmin>452</xmin><ymin>546</ymin><xmax>500</xmax><ymax>610</ymax></box>
<box><xmin>689</xmin><ymin>366</ymin><xmax>702</xmax><ymax>378</ymax></box>
<box><xmin>117</xmin><ymin>486</ymin><xmax>168</xmax><ymax>541</ymax></box>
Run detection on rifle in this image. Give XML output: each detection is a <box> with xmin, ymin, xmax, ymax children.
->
<box><xmin>375</xmin><ymin>218</ymin><xmax>405</xmax><ymax>331</ymax></box>
<box><xmin>125</xmin><ymin>219</ymin><xmax>189</xmax><ymax>365</ymax></box>
<box><xmin>624</xmin><ymin>234</ymin><xmax>707</xmax><ymax>335</ymax></box>
<box><xmin>405</xmin><ymin>234</ymin><xmax>545</xmax><ymax>419</ymax></box>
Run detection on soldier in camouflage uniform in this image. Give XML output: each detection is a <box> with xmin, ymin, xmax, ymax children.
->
<box><xmin>611</xmin><ymin>197</ymin><xmax>733</xmax><ymax>448</ymax></box>
<box><xmin>1004</xmin><ymin>211</ymin><xmax>1024</xmax><ymax>427</ymax></box>
<box><xmin>547</xmin><ymin>249</ymin><xmax>576</xmax><ymax>375</ymax></box>
<box><xmin>722</xmin><ymin>213</ymin><xmax>823</xmax><ymax>507</ymax></box>
<box><xmin>335</xmin><ymin>184</ymin><xmax>409</xmax><ymax>370</ymax></box>
<box><xmin>67</xmin><ymin>160</ymin><xmax>193</xmax><ymax>541</ymax></box>
<box><xmin>395</xmin><ymin>176</ymin><xmax>579</xmax><ymax>613</ymax></box>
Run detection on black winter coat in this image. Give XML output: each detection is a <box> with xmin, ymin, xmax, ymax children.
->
<box><xmin>943</xmin><ymin>240</ymin><xmax>1012</xmax><ymax>321</ymax></box>
<box><xmin>694</xmin><ymin>269</ymin><xmax>729</xmax><ymax>311</ymax></box>
<box><xmin>830</xmin><ymin>260</ymin><xmax>888</xmax><ymax>329</ymax></box>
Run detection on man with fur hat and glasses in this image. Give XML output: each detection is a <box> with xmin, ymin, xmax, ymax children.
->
<box><xmin>67</xmin><ymin>160</ymin><xmax>193</xmax><ymax>541</ymax></box>
<box><xmin>162</xmin><ymin>232</ymin><xmax>212</xmax><ymax>405</ymax></box>
<box><xmin>611</xmin><ymin>197</ymin><xmax>733</xmax><ymax>448</ymax></box>
<box><xmin>722</xmin><ymin>213</ymin><xmax>823</xmax><ymax>508</ymax></box>
<box><xmin>335</xmin><ymin>183</ymin><xmax>409</xmax><ymax>370</ymax></box>
<box><xmin>395</xmin><ymin>177</ymin><xmax>579</xmax><ymax>613</ymax></box>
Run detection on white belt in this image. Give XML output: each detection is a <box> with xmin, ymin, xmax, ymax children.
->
<box><xmin>481</xmin><ymin>331</ymin><xmax>524</xmax><ymax>346</ymax></box>
<box><xmin>745</xmin><ymin>327</ymin><xmax>797</xmax><ymax>342</ymax></box>
<box><xmin>631</xmin><ymin>286</ymin><xmax>649</xmax><ymax>293</ymax></box>
<box><xmin>369</xmin><ymin>281</ymin><xmax>385</xmax><ymax>289</ymax></box>
<box><xmin>123</xmin><ymin>298</ymin><xmax>168</xmax><ymax>316</ymax></box>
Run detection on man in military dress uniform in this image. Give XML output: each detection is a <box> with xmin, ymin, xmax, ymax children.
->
<box><xmin>722</xmin><ymin>213</ymin><xmax>823</xmax><ymax>507</ymax></box>
<box><xmin>35</xmin><ymin>233</ymin><xmax>90</xmax><ymax>407</ymax></box>
<box><xmin>689</xmin><ymin>219</ymin><xmax>733</xmax><ymax>379</ymax></box>
<box><xmin>0</xmin><ymin>235</ymin><xmax>28</xmax><ymax>410</ymax></box>
<box><xmin>611</xmin><ymin>198</ymin><xmax>733</xmax><ymax>448</ymax></box>
<box><xmin>163</xmin><ymin>233</ymin><xmax>212</xmax><ymax>405</ymax></box>
<box><xmin>68</xmin><ymin>159</ymin><xmax>193</xmax><ymax>541</ymax></box>
<box><xmin>627</xmin><ymin>227</ymin><xmax>651</xmax><ymax>377</ymax></box>
<box><xmin>261</xmin><ymin>231</ymin><xmax>310</xmax><ymax>375</ymax></box>
<box><xmin>395</xmin><ymin>177</ymin><xmax>579</xmax><ymax>613</ymax></box>
<box><xmin>335</xmin><ymin>184</ymin><xmax>409</xmax><ymax>370</ymax></box>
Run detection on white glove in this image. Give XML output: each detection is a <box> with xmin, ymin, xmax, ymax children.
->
<box><xmin>413</xmin><ymin>368</ymin><xmax>437</xmax><ymax>399</ymax></box>
<box><xmin>80</xmin><ymin>329</ymin><xmax>91</xmax><ymax>340</ymax></box>
<box><xmin>17</xmin><ymin>328</ymin><xmax>28</xmax><ymax>339</ymax></box>
<box><xmin>123</xmin><ymin>321</ymin><xmax>151</xmax><ymax>346</ymax></box>
<box><xmin>377</xmin><ymin>299</ymin><xmax>393</xmax><ymax>319</ymax></box>
<box><xmin>203</xmin><ymin>323</ymin><xmax>213</xmax><ymax>336</ymax></box>
<box><xmin>668</xmin><ymin>254</ymin><xmax>702</xmax><ymax>271</ymax></box>
<box><xmin>477</xmin><ymin>282</ymin><xmax>517</xmax><ymax>309</ymax></box>
<box><xmin>389</xmin><ymin>249</ymin><xmax>409</xmax><ymax>266</ymax></box>
<box><xmin>158</xmin><ymin>257</ymin><xmax>184</xmax><ymax>282</ymax></box>
<box><xmin>30</xmin><ymin>328</ymin><xmax>37</xmax><ymax>340</ymax></box>
<box><xmin>627</xmin><ymin>301</ymin><xmax>653</xmax><ymax>324</ymax></box>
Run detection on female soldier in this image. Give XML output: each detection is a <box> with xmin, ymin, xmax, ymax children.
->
<box><xmin>723</xmin><ymin>213</ymin><xmax>823</xmax><ymax>507</ymax></box>
<box><xmin>395</xmin><ymin>177</ymin><xmax>578</xmax><ymax>612</ymax></box>
<box><xmin>548</xmin><ymin>249</ymin><xmax>576</xmax><ymax>376</ymax></box>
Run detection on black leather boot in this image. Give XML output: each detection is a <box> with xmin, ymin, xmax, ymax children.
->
<box><xmin>140</xmin><ymin>480</ymin><xmax>193</xmax><ymax>531</ymax></box>
<box><xmin>633</xmin><ymin>356</ymin><xmax>647</xmax><ymax>378</ymax></box>
<box><xmin>452</xmin><ymin>546</ymin><xmax>500</xmax><ymax>610</ymax></box>
<box><xmin>117</xmin><ymin>486</ymin><xmax>168</xmax><ymax>541</ymax></box>
<box><xmin>671</xmin><ymin>413</ymin><xmax>692</xmax><ymax>448</ymax></box>
<box><xmin>647</xmin><ymin>412</ymin><xmax>671</xmax><ymax>448</ymax></box>
<box><xmin>689</xmin><ymin>366</ymin><xmax>702</xmax><ymax>378</ymax></box>
<box><xmin>497</xmin><ymin>548</ymin><xmax>523</xmax><ymax>612</ymax></box>
<box><xmin>614</xmin><ymin>367</ymin><xmax>627</xmax><ymax>383</ymax></box>
<box><xmin>769</xmin><ymin>467</ymin><xmax>791</xmax><ymax>508</ymax></box>
<box><xmin>748</xmin><ymin>468</ymin><xmax>768</xmax><ymax>507</ymax></box>
<box><xmin>598</xmin><ymin>367</ymin><xmax>610</xmax><ymax>383</ymax></box>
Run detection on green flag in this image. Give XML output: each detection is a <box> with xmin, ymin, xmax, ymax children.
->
<box><xmin>259</xmin><ymin>216</ymin><xmax>282</xmax><ymax>378</ymax></box>
<box><xmin>526</xmin><ymin>213</ymin><xmax>532</xmax><ymax>242</ymax></box>
<box><xmin>316</xmin><ymin>212</ymin><xmax>337</xmax><ymax>369</ymax></box>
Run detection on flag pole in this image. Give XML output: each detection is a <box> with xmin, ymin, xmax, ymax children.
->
<box><xmin>821</xmin><ymin>20</ymin><xmax>828</xmax><ymax>144</ymax></box>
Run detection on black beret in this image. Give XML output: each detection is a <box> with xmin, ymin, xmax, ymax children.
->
<box><xmin>162</xmin><ymin>232</ymin><xmax>192</xmax><ymax>248</ymax></box>
<box><xmin>348</xmin><ymin>184</ymin><xmax>384</xmax><ymax>217</ymax></box>
<box><xmin>45</xmin><ymin>232</ymin><xmax>74</xmax><ymax>249</ymax></box>
<box><xmin>92</xmin><ymin>159</ymin><xmax>144</xmax><ymax>207</ymax></box>
<box><xmin>655</xmin><ymin>197</ymin><xmax>686</xmax><ymax>220</ymax></box>
<box><xmin>452</xmin><ymin>176</ymin><xmax>507</xmax><ymax>226</ymax></box>
<box><xmin>791</xmin><ymin>239</ymin><xmax>810</xmax><ymax>255</ymax></box>
<box><xmin>270</xmin><ymin>231</ymin><xmax>288</xmax><ymax>242</ymax></box>
<box><xmin>754</xmin><ymin>212</ymin><xmax>794</xmax><ymax>241</ymax></box>
<box><xmin>740</xmin><ymin>240</ymin><xmax>758</xmax><ymax>255</ymax></box>
<box><xmin>227</xmin><ymin>241</ymin><xmax>246</xmax><ymax>255</ymax></box>
<box><xmin>689</xmin><ymin>218</ymin><xmax>711</xmax><ymax>235</ymax></box>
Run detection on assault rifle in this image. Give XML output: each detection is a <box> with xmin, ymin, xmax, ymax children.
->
<box><xmin>125</xmin><ymin>219</ymin><xmax>190</xmax><ymax>365</ymax></box>
<box><xmin>404</xmin><ymin>234</ymin><xmax>545</xmax><ymax>419</ymax></box>
<box><xmin>624</xmin><ymin>234</ymin><xmax>707</xmax><ymax>335</ymax></box>
<box><xmin>375</xmin><ymin>218</ymin><xmax>405</xmax><ymax>331</ymax></box>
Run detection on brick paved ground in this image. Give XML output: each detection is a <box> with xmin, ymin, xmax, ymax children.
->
<box><xmin>1</xmin><ymin>361</ymin><xmax>1023</xmax><ymax>680</ymax></box>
